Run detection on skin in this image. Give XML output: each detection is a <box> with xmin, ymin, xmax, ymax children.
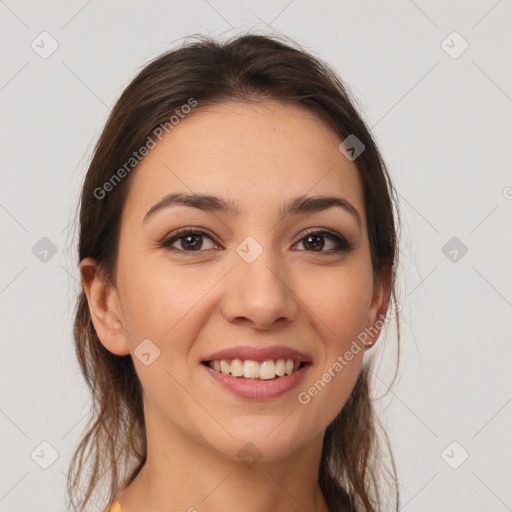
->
<box><xmin>80</xmin><ymin>100</ymin><xmax>390</xmax><ymax>512</ymax></box>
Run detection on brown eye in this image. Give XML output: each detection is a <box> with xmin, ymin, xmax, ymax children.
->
<box><xmin>302</xmin><ymin>233</ymin><xmax>325</xmax><ymax>251</ymax></box>
<box><xmin>295</xmin><ymin>230</ymin><xmax>354</xmax><ymax>253</ymax></box>
<box><xmin>161</xmin><ymin>229</ymin><xmax>217</xmax><ymax>252</ymax></box>
<box><xmin>160</xmin><ymin>228</ymin><xmax>354</xmax><ymax>254</ymax></box>
<box><xmin>178</xmin><ymin>233</ymin><xmax>203</xmax><ymax>250</ymax></box>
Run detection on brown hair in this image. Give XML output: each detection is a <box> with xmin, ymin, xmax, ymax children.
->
<box><xmin>67</xmin><ymin>32</ymin><xmax>401</xmax><ymax>512</ymax></box>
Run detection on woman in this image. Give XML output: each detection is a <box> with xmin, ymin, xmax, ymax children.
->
<box><xmin>67</xmin><ymin>32</ymin><xmax>401</xmax><ymax>512</ymax></box>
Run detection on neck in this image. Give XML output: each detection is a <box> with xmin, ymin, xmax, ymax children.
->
<box><xmin>115</xmin><ymin>401</ymin><xmax>330</xmax><ymax>512</ymax></box>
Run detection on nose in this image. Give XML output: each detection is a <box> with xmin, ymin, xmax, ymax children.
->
<box><xmin>220</xmin><ymin>243</ymin><xmax>298</xmax><ymax>330</ymax></box>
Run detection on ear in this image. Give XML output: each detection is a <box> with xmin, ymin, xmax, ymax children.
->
<box><xmin>79</xmin><ymin>257</ymin><xmax>131</xmax><ymax>356</ymax></box>
<box><xmin>365</xmin><ymin>267</ymin><xmax>392</xmax><ymax>349</ymax></box>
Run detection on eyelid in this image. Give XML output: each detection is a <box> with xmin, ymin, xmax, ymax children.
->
<box><xmin>159</xmin><ymin>227</ymin><xmax>219</xmax><ymax>248</ymax></box>
<box><xmin>297</xmin><ymin>227</ymin><xmax>344</xmax><ymax>240</ymax></box>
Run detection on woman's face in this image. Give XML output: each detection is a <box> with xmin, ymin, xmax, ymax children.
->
<box><xmin>87</xmin><ymin>100</ymin><xmax>388</xmax><ymax>462</ymax></box>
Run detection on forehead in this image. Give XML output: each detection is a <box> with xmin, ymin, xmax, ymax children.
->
<box><xmin>122</xmin><ymin>100</ymin><xmax>365</xmax><ymax>225</ymax></box>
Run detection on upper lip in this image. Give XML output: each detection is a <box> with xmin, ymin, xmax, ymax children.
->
<box><xmin>202</xmin><ymin>345</ymin><xmax>312</xmax><ymax>363</ymax></box>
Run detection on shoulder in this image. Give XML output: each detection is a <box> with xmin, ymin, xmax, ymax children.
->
<box><xmin>104</xmin><ymin>503</ymin><xmax>122</xmax><ymax>512</ymax></box>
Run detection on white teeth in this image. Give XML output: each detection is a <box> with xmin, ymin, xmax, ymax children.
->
<box><xmin>207</xmin><ymin>358</ymin><xmax>304</xmax><ymax>379</ymax></box>
<box><xmin>275</xmin><ymin>359</ymin><xmax>285</xmax><ymax>376</ymax></box>
<box><xmin>220</xmin><ymin>360</ymin><xmax>230</xmax><ymax>375</ymax></box>
<box><xmin>230</xmin><ymin>358</ymin><xmax>243</xmax><ymax>377</ymax></box>
<box><xmin>259</xmin><ymin>360</ymin><xmax>276</xmax><ymax>380</ymax></box>
<box><xmin>243</xmin><ymin>360</ymin><xmax>260</xmax><ymax>378</ymax></box>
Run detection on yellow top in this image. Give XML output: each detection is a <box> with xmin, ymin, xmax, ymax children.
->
<box><xmin>104</xmin><ymin>502</ymin><xmax>122</xmax><ymax>512</ymax></box>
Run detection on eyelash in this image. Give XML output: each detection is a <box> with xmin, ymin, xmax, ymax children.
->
<box><xmin>159</xmin><ymin>227</ymin><xmax>354</xmax><ymax>254</ymax></box>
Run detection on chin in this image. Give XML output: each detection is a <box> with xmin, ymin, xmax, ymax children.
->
<box><xmin>199</xmin><ymin>423</ymin><xmax>314</xmax><ymax>465</ymax></box>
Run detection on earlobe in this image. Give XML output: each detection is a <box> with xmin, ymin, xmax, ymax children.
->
<box><xmin>79</xmin><ymin>257</ymin><xmax>131</xmax><ymax>356</ymax></box>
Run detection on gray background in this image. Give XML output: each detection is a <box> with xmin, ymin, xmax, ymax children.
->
<box><xmin>1</xmin><ymin>1</ymin><xmax>511</xmax><ymax>510</ymax></box>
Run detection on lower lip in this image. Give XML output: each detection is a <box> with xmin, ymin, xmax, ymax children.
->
<box><xmin>201</xmin><ymin>362</ymin><xmax>311</xmax><ymax>400</ymax></box>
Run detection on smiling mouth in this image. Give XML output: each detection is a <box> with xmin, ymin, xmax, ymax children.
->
<box><xmin>201</xmin><ymin>359</ymin><xmax>309</xmax><ymax>380</ymax></box>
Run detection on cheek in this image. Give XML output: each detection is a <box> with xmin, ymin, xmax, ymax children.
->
<box><xmin>301</xmin><ymin>262</ymin><xmax>374</xmax><ymax>345</ymax></box>
<box><xmin>118</xmin><ymin>256</ymin><xmax>204</xmax><ymax>334</ymax></box>
<box><xmin>295</xmin><ymin>264</ymin><xmax>372</xmax><ymax>415</ymax></box>
<box><xmin>117</xmin><ymin>259</ymin><xmax>222</xmax><ymax>377</ymax></box>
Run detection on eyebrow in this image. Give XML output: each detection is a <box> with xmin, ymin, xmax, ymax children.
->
<box><xmin>142</xmin><ymin>192</ymin><xmax>362</xmax><ymax>229</ymax></box>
